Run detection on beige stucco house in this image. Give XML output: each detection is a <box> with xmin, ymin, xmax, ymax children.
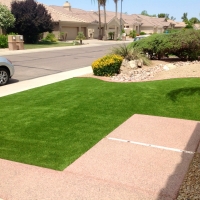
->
<box><xmin>0</xmin><ymin>0</ymin><xmax>186</xmax><ymax>40</ymax></box>
<box><xmin>46</xmin><ymin>2</ymin><xmax>126</xmax><ymax>40</ymax></box>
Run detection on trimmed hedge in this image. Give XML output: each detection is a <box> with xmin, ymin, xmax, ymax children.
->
<box><xmin>92</xmin><ymin>54</ymin><xmax>123</xmax><ymax>76</ymax></box>
<box><xmin>131</xmin><ymin>29</ymin><xmax>200</xmax><ymax>61</ymax></box>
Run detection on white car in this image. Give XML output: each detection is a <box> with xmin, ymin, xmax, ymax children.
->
<box><xmin>0</xmin><ymin>56</ymin><xmax>14</xmax><ymax>86</ymax></box>
<box><xmin>133</xmin><ymin>35</ymin><xmax>150</xmax><ymax>41</ymax></box>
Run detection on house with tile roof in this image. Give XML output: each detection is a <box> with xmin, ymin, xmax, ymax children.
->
<box><xmin>48</xmin><ymin>2</ymin><xmax>126</xmax><ymax>40</ymax></box>
<box><xmin>0</xmin><ymin>0</ymin><xmax>186</xmax><ymax>40</ymax></box>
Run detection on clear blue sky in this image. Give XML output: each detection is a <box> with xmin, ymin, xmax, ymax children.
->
<box><xmin>38</xmin><ymin>0</ymin><xmax>200</xmax><ymax>22</ymax></box>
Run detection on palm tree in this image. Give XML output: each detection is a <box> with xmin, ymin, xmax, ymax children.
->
<box><xmin>113</xmin><ymin>0</ymin><xmax>119</xmax><ymax>17</ymax></box>
<box><xmin>91</xmin><ymin>0</ymin><xmax>102</xmax><ymax>40</ymax></box>
<box><xmin>97</xmin><ymin>0</ymin><xmax>102</xmax><ymax>39</ymax></box>
<box><xmin>99</xmin><ymin>0</ymin><xmax>107</xmax><ymax>39</ymax></box>
<box><xmin>181</xmin><ymin>12</ymin><xmax>188</xmax><ymax>22</ymax></box>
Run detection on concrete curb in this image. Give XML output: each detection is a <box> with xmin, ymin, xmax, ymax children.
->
<box><xmin>0</xmin><ymin>66</ymin><xmax>93</xmax><ymax>97</ymax></box>
<box><xmin>0</xmin><ymin>40</ymin><xmax>132</xmax><ymax>56</ymax></box>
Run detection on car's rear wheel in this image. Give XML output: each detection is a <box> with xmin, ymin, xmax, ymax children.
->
<box><xmin>0</xmin><ymin>67</ymin><xmax>9</xmax><ymax>86</ymax></box>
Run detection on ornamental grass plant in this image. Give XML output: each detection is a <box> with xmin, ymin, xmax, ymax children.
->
<box><xmin>111</xmin><ymin>44</ymin><xmax>151</xmax><ymax>66</ymax></box>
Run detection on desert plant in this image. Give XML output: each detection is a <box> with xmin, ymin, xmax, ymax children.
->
<box><xmin>111</xmin><ymin>44</ymin><xmax>130</xmax><ymax>58</ymax></box>
<box><xmin>76</xmin><ymin>32</ymin><xmax>86</xmax><ymax>44</ymax></box>
<box><xmin>91</xmin><ymin>54</ymin><xmax>123</xmax><ymax>76</ymax></box>
<box><xmin>108</xmin><ymin>32</ymin><xmax>115</xmax><ymax>40</ymax></box>
<box><xmin>111</xmin><ymin>44</ymin><xmax>151</xmax><ymax>65</ymax></box>
<box><xmin>129</xmin><ymin>30</ymin><xmax>136</xmax><ymax>38</ymax></box>
<box><xmin>0</xmin><ymin>35</ymin><xmax>8</xmax><ymax>48</ymax></box>
<box><xmin>59</xmin><ymin>32</ymin><xmax>67</xmax><ymax>41</ymax></box>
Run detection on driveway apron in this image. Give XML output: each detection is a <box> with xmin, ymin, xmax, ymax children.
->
<box><xmin>0</xmin><ymin>114</ymin><xmax>200</xmax><ymax>200</ymax></box>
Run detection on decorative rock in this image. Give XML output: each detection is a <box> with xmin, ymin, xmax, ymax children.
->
<box><xmin>166</xmin><ymin>63</ymin><xmax>176</xmax><ymax>70</ymax></box>
<box><xmin>136</xmin><ymin>59</ymin><xmax>143</xmax><ymax>68</ymax></box>
<box><xmin>163</xmin><ymin>65</ymin><xmax>170</xmax><ymax>71</ymax></box>
<box><xmin>129</xmin><ymin>60</ymin><xmax>138</xmax><ymax>69</ymax></box>
<box><xmin>110</xmin><ymin>60</ymin><xmax>200</xmax><ymax>82</ymax></box>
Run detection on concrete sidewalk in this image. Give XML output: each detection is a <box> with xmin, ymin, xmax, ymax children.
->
<box><xmin>0</xmin><ymin>66</ymin><xmax>93</xmax><ymax>97</ymax></box>
<box><xmin>0</xmin><ymin>114</ymin><xmax>200</xmax><ymax>200</ymax></box>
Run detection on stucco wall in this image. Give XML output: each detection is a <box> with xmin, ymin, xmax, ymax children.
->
<box><xmin>140</xmin><ymin>27</ymin><xmax>154</xmax><ymax>34</ymax></box>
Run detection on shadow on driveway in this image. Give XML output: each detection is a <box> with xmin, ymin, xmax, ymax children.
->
<box><xmin>156</xmin><ymin>123</ymin><xmax>200</xmax><ymax>199</ymax></box>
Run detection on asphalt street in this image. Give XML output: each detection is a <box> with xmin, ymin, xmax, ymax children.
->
<box><xmin>5</xmin><ymin>44</ymin><xmax>118</xmax><ymax>83</ymax></box>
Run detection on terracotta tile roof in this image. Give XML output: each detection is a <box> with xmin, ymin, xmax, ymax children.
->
<box><xmin>133</xmin><ymin>14</ymin><xmax>170</xmax><ymax>28</ymax></box>
<box><xmin>0</xmin><ymin>0</ymin><xmax>25</xmax><ymax>9</ymax></box>
<box><xmin>167</xmin><ymin>19</ymin><xmax>177</xmax><ymax>25</ymax></box>
<box><xmin>0</xmin><ymin>0</ymin><xmax>11</xmax><ymax>8</ymax></box>
<box><xmin>174</xmin><ymin>21</ymin><xmax>186</xmax><ymax>28</ymax></box>
<box><xmin>45</xmin><ymin>5</ymin><xmax>87</xmax><ymax>22</ymax></box>
<box><xmin>0</xmin><ymin>0</ymin><xmax>82</xmax><ymax>22</ymax></box>
<box><xmin>194</xmin><ymin>23</ymin><xmax>200</xmax><ymax>30</ymax></box>
<box><xmin>49</xmin><ymin>6</ymin><xmax>96</xmax><ymax>23</ymax></box>
<box><xmin>0</xmin><ymin>0</ymin><xmax>180</xmax><ymax>30</ymax></box>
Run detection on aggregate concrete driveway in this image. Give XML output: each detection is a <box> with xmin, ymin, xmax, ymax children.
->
<box><xmin>3</xmin><ymin>43</ymin><xmax>123</xmax><ymax>84</ymax></box>
<box><xmin>0</xmin><ymin>114</ymin><xmax>200</xmax><ymax>200</ymax></box>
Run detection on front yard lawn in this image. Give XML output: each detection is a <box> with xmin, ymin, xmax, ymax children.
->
<box><xmin>24</xmin><ymin>41</ymin><xmax>76</xmax><ymax>49</ymax></box>
<box><xmin>0</xmin><ymin>78</ymin><xmax>200</xmax><ymax>170</ymax></box>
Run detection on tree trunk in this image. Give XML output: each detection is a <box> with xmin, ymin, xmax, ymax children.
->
<box><xmin>98</xmin><ymin>1</ymin><xmax>102</xmax><ymax>40</ymax></box>
<box><xmin>103</xmin><ymin>5</ymin><xmax>107</xmax><ymax>39</ymax></box>
<box><xmin>115</xmin><ymin>1</ymin><xmax>117</xmax><ymax>17</ymax></box>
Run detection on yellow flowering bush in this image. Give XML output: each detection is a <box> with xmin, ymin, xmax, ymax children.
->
<box><xmin>91</xmin><ymin>54</ymin><xmax>123</xmax><ymax>76</ymax></box>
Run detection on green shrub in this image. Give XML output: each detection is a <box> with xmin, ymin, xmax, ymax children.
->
<box><xmin>43</xmin><ymin>32</ymin><xmax>57</xmax><ymax>42</ymax></box>
<box><xmin>7</xmin><ymin>32</ymin><xmax>18</xmax><ymax>35</ymax></box>
<box><xmin>131</xmin><ymin>29</ymin><xmax>200</xmax><ymax>61</ymax></box>
<box><xmin>121</xmin><ymin>29</ymin><xmax>125</xmax><ymax>34</ymax></box>
<box><xmin>164</xmin><ymin>29</ymin><xmax>181</xmax><ymax>34</ymax></box>
<box><xmin>0</xmin><ymin>35</ymin><xmax>8</xmax><ymax>48</ymax></box>
<box><xmin>111</xmin><ymin>44</ymin><xmax>151</xmax><ymax>65</ymax></box>
<box><xmin>108</xmin><ymin>32</ymin><xmax>114</xmax><ymax>40</ymax></box>
<box><xmin>140</xmin><ymin>32</ymin><xmax>146</xmax><ymax>35</ymax></box>
<box><xmin>129</xmin><ymin>30</ymin><xmax>136</xmax><ymax>38</ymax></box>
<box><xmin>76</xmin><ymin>32</ymin><xmax>86</xmax><ymax>44</ymax></box>
<box><xmin>91</xmin><ymin>54</ymin><xmax>123</xmax><ymax>76</ymax></box>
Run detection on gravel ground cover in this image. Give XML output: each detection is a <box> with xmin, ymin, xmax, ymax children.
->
<box><xmin>177</xmin><ymin>153</ymin><xmax>200</xmax><ymax>199</ymax></box>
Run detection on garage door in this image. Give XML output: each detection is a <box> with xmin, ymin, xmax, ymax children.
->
<box><xmin>62</xmin><ymin>27</ymin><xmax>78</xmax><ymax>40</ymax></box>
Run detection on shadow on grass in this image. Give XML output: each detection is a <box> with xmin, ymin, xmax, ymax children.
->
<box><xmin>166</xmin><ymin>87</ymin><xmax>200</xmax><ymax>101</ymax></box>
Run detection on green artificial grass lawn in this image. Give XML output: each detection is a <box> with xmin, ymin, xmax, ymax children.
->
<box><xmin>24</xmin><ymin>42</ymin><xmax>76</xmax><ymax>49</ymax></box>
<box><xmin>0</xmin><ymin>78</ymin><xmax>200</xmax><ymax>170</ymax></box>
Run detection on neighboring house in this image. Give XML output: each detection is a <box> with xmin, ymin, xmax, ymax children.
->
<box><xmin>139</xmin><ymin>16</ymin><xmax>170</xmax><ymax>33</ymax></box>
<box><xmin>46</xmin><ymin>2</ymin><xmax>125</xmax><ymax>40</ymax></box>
<box><xmin>44</xmin><ymin>2</ymin><xmax>92</xmax><ymax>40</ymax></box>
<box><xmin>167</xmin><ymin>19</ymin><xmax>186</xmax><ymax>29</ymax></box>
<box><xmin>193</xmin><ymin>23</ymin><xmax>200</xmax><ymax>30</ymax></box>
<box><xmin>0</xmin><ymin>0</ymin><xmax>186</xmax><ymax>40</ymax></box>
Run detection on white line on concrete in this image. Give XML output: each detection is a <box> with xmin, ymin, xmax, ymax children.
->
<box><xmin>107</xmin><ymin>137</ymin><xmax>195</xmax><ymax>154</ymax></box>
